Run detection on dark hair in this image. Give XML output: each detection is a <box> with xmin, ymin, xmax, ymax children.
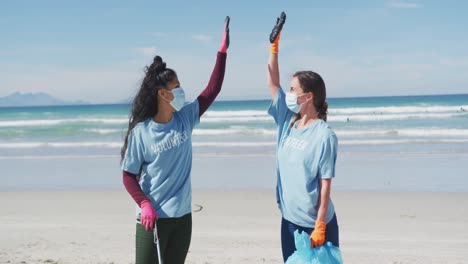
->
<box><xmin>289</xmin><ymin>71</ymin><xmax>328</xmax><ymax>128</ymax></box>
<box><xmin>121</xmin><ymin>56</ymin><xmax>177</xmax><ymax>162</ymax></box>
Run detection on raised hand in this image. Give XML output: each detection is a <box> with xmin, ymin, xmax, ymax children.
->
<box><xmin>270</xmin><ymin>12</ymin><xmax>286</xmax><ymax>54</ymax></box>
<box><xmin>267</xmin><ymin>12</ymin><xmax>285</xmax><ymax>98</ymax></box>
<box><xmin>219</xmin><ymin>16</ymin><xmax>230</xmax><ymax>53</ymax></box>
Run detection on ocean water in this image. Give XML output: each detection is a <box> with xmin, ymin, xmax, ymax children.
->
<box><xmin>1</xmin><ymin>93</ymin><xmax>468</xmax><ymax>192</ymax></box>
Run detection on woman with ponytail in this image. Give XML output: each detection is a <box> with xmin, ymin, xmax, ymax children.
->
<box><xmin>267</xmin><ymin>12</ymin><xmax>340</xmax><ymax>262</ymax></box>
<box><xmin>120</xmin><ymin>17</ymin><xmax>230</xmax><ymax>264</ymax></box>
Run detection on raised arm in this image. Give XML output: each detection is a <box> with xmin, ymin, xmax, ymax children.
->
<box><xmin>197</xmin><ymin>16</ymin><xmax>230</xmax><ymax>117</ymax></box>
<box><xmin>267</xmin><ymin>12</ymin><xmax>286</xmax><ymax>100</ymax></box>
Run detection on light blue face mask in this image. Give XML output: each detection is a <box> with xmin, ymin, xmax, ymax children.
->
<box><xmin>285</xmin><ymin>92</ymin><xmax>306</xmax><ymax>113</ymax></box>
<box><xmin>163</xmin><ymin>87</ymin><xmax>186</xmax><ymax>111</ymax></box>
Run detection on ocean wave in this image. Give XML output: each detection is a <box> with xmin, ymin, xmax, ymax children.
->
<box><xmin>200</xmin><ymin>116</ymin><xmax>273</xmax><ymax>123</ymax></box>
<box><xmin>330</xmin><ymin>112</ymin><xmax>465</xmax><ymax>122</ymax></box>
<box><xmin>1</xmin><ymin>138</ymin><xmax>468</xmax><ymax>149</ymax></box>
<box><xmin>2</xmin><ymin>126</ymin><xmax>468</xmax><ymax>138</ymax></box>
<box><xmin>82</xmin><ymin>128</ymin><xmax>124</xmax><ymax>135</ymax></box>
<box><xmin>0</xmin><ymin>142</ymin><xmax>122</xmax><ymax>148</ymax></box>
<box><xmin>331</xmin><ymin>105</ymin><xmax>468</xmax><ymax>115</ymax></box>
<box><xmin>0</xmin><ymin>119</ymin><xmax>65</xmax><ymax>127</ymax></box>
<box><xmin>201</xmin><ymin>112</ymin><xmax>466</xmax><ymax>123</ymax></box>
<box><xmin>0</xmin><ymin>141</ymin><xmax>275</xmax><ymax>149</ymax></box>
<box><xmin>335</xmin><ymin>128</ymin><xmax>468</xmax><ymax>137</ymax></box>
<box><xmin>339</xmin><ymin>139</ymin><xmax>468</xmax><ymax>145</ymax></box>
<box><xmin>0</xmin><ymin>118</ymin><xmax>128</xmax><ymax>127</ymax></box>
<box><xmin>194</xmin><ymin>128</ymin><xmax>468</xmax><ymax>137</ymax></box>
<box><xmin>193</xmin><ymin>128</ymin><xmax>277</xmax><ymax>136</ymax></box>
<box><xmin>0</xmin><ymin>107</ymin><xmax>466</xmax><ymax>129</ymax></box>
<box><xmin>192</xmin><ymin>142</ymin><xmax>275</xmax><ymax>147</ymax></box>
<box><xmin>203</xmin><ymin>110</ymin><xmax>269</xmax><ymax>117</ymax></box>
<box><xmin>200</xmin><ymin>106</ymin><xmax>468</xmax><ymax>116</ymax></box>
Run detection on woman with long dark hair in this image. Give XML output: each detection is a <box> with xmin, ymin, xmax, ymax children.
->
<box><xmin>121</xmin><ymin>17</ymin><xmax>230</xmax><ymax>264</ymax></box>
<box><xmin>267</xmin><ymin>12</ymin><xmax>340</xmax><ymax>262</ymax></box>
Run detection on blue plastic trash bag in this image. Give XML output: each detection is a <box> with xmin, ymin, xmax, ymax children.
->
<box><xmin>285</xmin><ymin>230</ymin><xmax>343</xmax><ymax>264</ymax></box>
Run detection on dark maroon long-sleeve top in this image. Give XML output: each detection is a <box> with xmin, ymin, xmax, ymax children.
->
<box><xmin>123</xmin><ymin>51</ymin><xmax>227</xmax><ymax>206</ymax></box>
<box><xmin>197</xmin><ymin>51</ymin><xmax>227</xmax><ymax>117</ymax></box>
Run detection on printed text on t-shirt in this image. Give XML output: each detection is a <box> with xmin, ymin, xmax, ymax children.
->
<box><xmin>283</xmin><ymin>136</ymin><xmax>308</xmax><ymax>151</ymax></box>
<box><xmin>150</xmin><ymin>131</ymin><xmax>189</xmax><ymax>154</ymax></box>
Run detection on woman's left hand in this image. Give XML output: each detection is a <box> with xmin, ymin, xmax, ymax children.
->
<box><xmin>310</xmin><ymin>220</ymin><xmax>326</xmax><ymax>248</ymax></box>
<box><xmin>219</xmin><ymin>16</ymin><xmax>230</xmax><ymax>53</ymax></box>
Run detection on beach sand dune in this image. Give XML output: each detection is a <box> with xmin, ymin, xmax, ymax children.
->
<box><xmin>1</xmin><ymin>190</ymin><xmax>467</xmax><ymax>263</ymax></box>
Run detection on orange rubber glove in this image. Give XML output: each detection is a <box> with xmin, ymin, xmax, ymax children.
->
<box><xmin>310</xmin><ymin>220</ymin><xmax>326</xmax><ymax>248</ymax></box>
<box><xmin>269</xmin><ymin>11</ymin><xmax>286</xmax><ymax>54</ymax></box>
<box><xmin>270</xmin><ymin>32</ymin><xmax>281</xmax><ymax>54</ymax></box>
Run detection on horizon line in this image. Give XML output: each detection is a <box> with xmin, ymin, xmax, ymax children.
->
<box><xmin>1</xmin><ymin>92</ymin><xmax>468</xmax><ymax>108</ymax></box>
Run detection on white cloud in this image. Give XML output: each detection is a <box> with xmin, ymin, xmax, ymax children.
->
<box><xmin>386</xmin><ymin>1</ymin><xmax>423</xmax><ymax>9</ymax></box>
<box><xmin>438</xmin><ymin>57</ymin><xmax>468</xmax><ymax>67</ymax></box>
<box><xmin>145</xmin><ymin>32</ymin><xmax>168</xmax><ymax>38</ymax></box>
<box><xmin>134</xmin><ymin>47</ymin><xmax>157</xmax><ymax>57</ymax></box>
<box><xmin>192</xmin><ymin>34</ymin><xmax>213</xmax><ymax>42</ymax></box>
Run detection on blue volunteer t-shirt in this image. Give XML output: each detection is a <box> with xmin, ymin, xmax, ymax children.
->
<box><xmin>268</xmin><ymin>88</ymin><xmax>337</xmax><ymax>228</ymax></box>
<box><xmin>121</xmin><ymin>100</ymin><xmax>199</xmax><ymax>219</ymax></box>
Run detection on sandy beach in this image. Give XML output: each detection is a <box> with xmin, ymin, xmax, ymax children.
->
<box><xmin>1</xmin><ymin>190</ymin><xmax>467</xmax><ymax>264</ymax></box>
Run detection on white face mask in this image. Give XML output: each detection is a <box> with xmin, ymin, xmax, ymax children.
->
<box><xmin>162</xmin><ymin>87</ymin><xmax>186</xmax><ymax>111</ymax></box>
<box><xmin>285</xmin><ymin>92</ymin><xmax>307</xmax><ymax>113</ymax></box>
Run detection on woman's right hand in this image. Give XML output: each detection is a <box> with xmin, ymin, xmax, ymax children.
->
<box><xmin>270</xmin><ymin>11</ymin><xmax>286</xmax><ymax>53</ymax></box>
<box><xmin>219</xmin><ymin>16</ymin><xmax>230</xmax><ymax>53</ymax></box>
<box><xmin>140</xmin><ymin>200</ymin><xmax>158</xmax><ymax>231</ymax></box>
<box><xmin>267</xmin><ymin>12</ymin><xmax>286</xmax><ymax>99</ymax></box>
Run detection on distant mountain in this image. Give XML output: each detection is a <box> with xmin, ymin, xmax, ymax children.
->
<box><xmin>117</xmin><ymin>98</ymin><xmax>133</xmax><ymax>105</ymax></box>
<box><xmin>0</xmin><ymin>92</ymin><xmax>88</xmax><ymax>107</ymax></box>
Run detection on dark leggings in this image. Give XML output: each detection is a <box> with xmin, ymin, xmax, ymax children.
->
<box><xmin>281</xmin><ymin>214</ymin><xmax>339</xmax><ymax>263</ymax></box>
<box><xmin>135</xmin><ymin>213</ymin><xmax>192</xmax><ymax>264</ymax></box>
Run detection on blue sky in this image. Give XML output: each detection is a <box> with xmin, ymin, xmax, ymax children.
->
<box><xmin>1</xmin><ymin>0</ymin><xmax>467</xmax><ymax>103</ymax></box>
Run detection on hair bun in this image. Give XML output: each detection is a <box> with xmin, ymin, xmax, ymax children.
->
<box><xmin>153</xmin><ymin>56</ymin><xmax>163</xmax><ymax>64</ymax></box>
<box><xmin>153</xmin><ymin>56</ymin><xmax>166</xmax><ymax>72</ymax></box>
<box><xmin>148</xmin><ymin>56</ymin><xmax>166</xmax><ymax>74</ymax></box>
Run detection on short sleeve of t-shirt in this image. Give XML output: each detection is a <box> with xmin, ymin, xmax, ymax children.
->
<box><xmin>268</xmin><ymin>88</ymin><xmax>294</xmax><ymax>127</ymax></box>
<box><xmin>318</xmin><ymin>134</ymin><xmax>338</xmax><ymax>179</ymax></box>
<box><xmin>178</xmin><ymin>99</ymin><xmax>200</xmax><ymax>131</ymax></box>
<box><xmin>121</xmin><ymin>129</ymin><xmax>145</xmax><ymax>174</ymax></box>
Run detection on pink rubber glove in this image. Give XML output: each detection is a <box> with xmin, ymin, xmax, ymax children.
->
<box><xmin>140</xmin><ymin>200</ymin><xmax>158</xmax><ymax>231</ymax></box>
<box><xmin>219</xmin><ymin>16</ymin><xmax>230</xmax><ymax>53</ymax></box>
